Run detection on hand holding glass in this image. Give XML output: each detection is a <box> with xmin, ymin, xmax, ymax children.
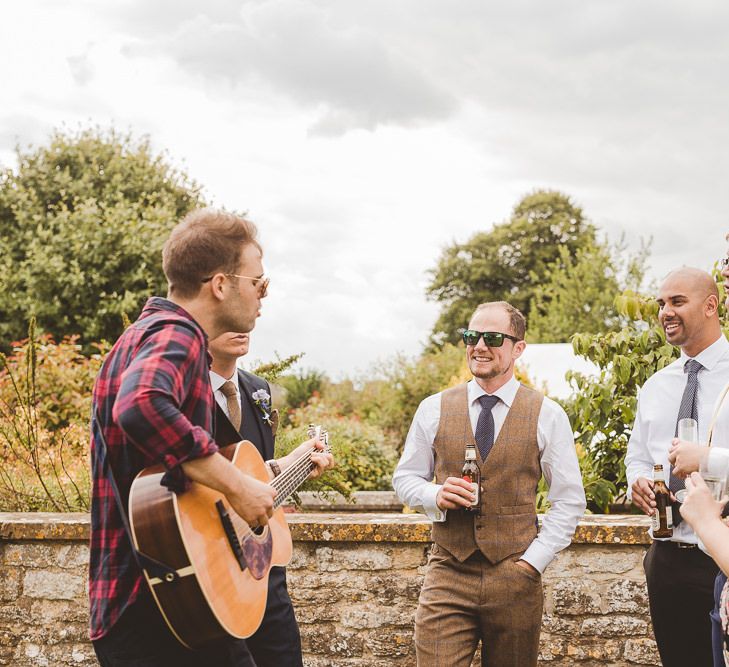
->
<box><xmin>699</xmin><ymin>448</ymin><xmax>729</xmax><ymax>502</ymax></box>
<box><xmin>674</xmin><ymin>419</ymin><xmax>699</xmax><ymax>503</ymax></box>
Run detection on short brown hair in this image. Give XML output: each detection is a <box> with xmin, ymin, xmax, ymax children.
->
<box><xmin>162</xmin><ymin>208</ymin><xmax>260</xmax><ymax>299</ymax></box>
<box><xmin>471</xmin><ymin>301</ymin><xmax>526</xmax><ymax>340</ymax></box>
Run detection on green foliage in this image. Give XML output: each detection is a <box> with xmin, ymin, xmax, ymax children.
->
<box><xmin>278</xmin><ymin>368</ymin><xmax>328</xmax><ymax>410</ymax></box>
<box><xmin>271</xmin><ymin>344</ymin><xmax>464</xmax><ymax>498</ymax></box>
<box><xmin>0</xmin><ymin>127</ymin><xmax>205</xmax><ymax>350</ymax></box>
<box><xmin>427</xmin><ymin>190</ymin><xmax>597</xmax><ymax>346</ymax></box>
<box><xmin>536</xmin><ymin>443</ymin><xmax>616</xmax><ymax>514</ymax></box>
<box><xmin>0</xmin><ymin>333</ymin><xmax>109</xmax><ymax>432</ymax></box>
<box><xmin>250</xmin><ymin>352</ymin><xmax>304</xmax><ymax>385</ymax></box>
<box><xmin>350</xmin><ymin>343</ymin><xmax>464</xmax><ymax>453</ymax></box>
<box><xmin>562</xmin><ymin>291</ymin><xmax>679</xmax><ymax>509</ymax></box>
<box><xmin>0</xmin><ymin>320</ymin><xmax>90</xmax><ymax>511</ymax></box>
<box><xmin>528</xmin><ymin>236</ymin><xmax>650</xmax><ymax>343</ymax></box>
<box><xmin>274</xmin><ymin>398</ymin><xmax>399</xmax><ymax>499</ymax></box>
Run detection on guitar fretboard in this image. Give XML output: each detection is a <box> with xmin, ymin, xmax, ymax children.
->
<box><xmin>271</xmin><ymin>448</ymin><xmax>317</xmax><ymax>508</ymax></box>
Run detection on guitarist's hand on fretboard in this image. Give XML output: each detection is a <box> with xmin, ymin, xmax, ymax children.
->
<box><xmin>308</xmin><ymin>436</ymin><xmax>335</xmax><ymax>480</ymax></box>
<box><xmin>276</xmin><ymin>431</ymin><xmax>334</xmax><ymax>482</ymax></box>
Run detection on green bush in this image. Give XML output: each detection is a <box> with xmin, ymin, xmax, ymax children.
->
<box><xmin>0</xmin><ymin>322</ymin><xmax>91</xmax><ymax>511</ymax></box>
<box><xmin>274</xmin><ymin>397</ymin><xmax>399</xmax><ymax>499</ymax></box>
<box><xmin>0</xmin><ymin>333</ymin><xmax>108</xmax><ymax>431</ymax></box>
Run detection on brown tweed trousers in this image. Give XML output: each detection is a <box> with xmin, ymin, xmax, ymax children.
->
<box><xmin>415</xmin><ymin>383</ymin><xmax>544</xmax><ymax>667</ymax></box>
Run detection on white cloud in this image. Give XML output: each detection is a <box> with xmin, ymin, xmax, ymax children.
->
<box><xmin>120</xmin><ymin>0</ymin><xmax>457</xmax><ymax>135</ymax></box>
<box><xmin>2</xmin><ymin>0</ymin><xmax>728</xmax><ymax>377</ymax></box>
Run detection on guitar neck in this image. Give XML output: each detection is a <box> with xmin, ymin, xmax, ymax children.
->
<box><xmin>271</xmin><ymin>448</ymin><xmax>316</xmax><ymax>509</ymax></box>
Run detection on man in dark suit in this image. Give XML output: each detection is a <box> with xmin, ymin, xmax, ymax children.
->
<box><xmin>209</xmin><ymin>331</ymin><xmax>331</xmax><ymax>667</ymax></box>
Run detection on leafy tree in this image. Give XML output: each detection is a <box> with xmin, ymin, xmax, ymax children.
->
<box><xmin>0</xmin><ymin>127</ymin><xmax>205</xmax><ymax>349</ymax></box>
<box><xmin>427</xmin><ymin>190</ymin><xmax>597</xmax><ymax>346</ymax></box>
<box><xmin>527</xmin><ymin>236</ymin><xmax>650</xmax><ymax>343</ymax></box>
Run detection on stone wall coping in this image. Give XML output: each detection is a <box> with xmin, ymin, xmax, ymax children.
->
<box><xmin>0</xmin><ymin>512</ymin><xmax>652</xmax><ymax>545</ymax></box>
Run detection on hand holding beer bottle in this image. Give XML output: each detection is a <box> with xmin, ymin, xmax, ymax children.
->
<box><xmin>652</xmin><ymin>464</ymin><xmax>673</xmax><ymax>539</ymax></box>
<box><xmin>462</xmin><ymin>444</ymin><xmax>481</xmax><ymax>516</ymax></box>
<box><xmin>435</xmin><ymin>444</ymin><xmax>480</xmax><ymax>511</ymax></box>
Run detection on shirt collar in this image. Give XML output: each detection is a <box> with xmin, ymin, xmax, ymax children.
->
<box><xmin>210</xmin><ymin>370</ymin><xmax>239</xmax><ymax>393</ymax></box>
<box><xmin>468</xmin><ymin>375</ymin><xmax>520</xmax><ymax>408</ymax></box>
<box><xmin>679</xmin><ymin>334</ymin><xmax>729</xmax><ymax>372</ymax></box>
<box><xmin>140</xmin><ymin>296</ymin><xmax>212</xmax><ymax>366</ymax></box>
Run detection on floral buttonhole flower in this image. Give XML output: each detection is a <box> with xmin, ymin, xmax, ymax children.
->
<box><xmin>251</xmin><ymin>389</ymin><xmax>273</xmax><ymax>426</ymax></box>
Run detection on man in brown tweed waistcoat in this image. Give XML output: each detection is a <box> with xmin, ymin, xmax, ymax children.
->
<box><xmin>393</xmin><ymin>301</ymin><xmax>586</xmax><ymax>667</ymax></box>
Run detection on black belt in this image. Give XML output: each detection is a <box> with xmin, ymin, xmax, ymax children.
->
<box><xmin>657</xmin><ymin>540</ymin><xmax>697</xmax><ymax>549</ymax></box>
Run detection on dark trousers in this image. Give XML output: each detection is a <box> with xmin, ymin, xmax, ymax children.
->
<box><xmin>246</xmin><ymin>566</ymin><xmax>303</xmax><ymax>667</ymax></box>
<box><xmin>93</xmin><ymin>589</ymin><xmax>256</xmax><ymax>667</ymax></box>
<box><xmin>711</xmin><ymin>571</ymin><xmax>728</xmax><ymax>667</ymax></box>
<box><xmin>644</xmin><ymin>540</ymin><xmax>718</xmax><ymax>667</ymax></box>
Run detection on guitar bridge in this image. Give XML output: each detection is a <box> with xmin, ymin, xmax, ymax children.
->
<box><xmin>215</xmin><ymin>500</ymin><xmax>247</xmax><ymax>572</ymax></box>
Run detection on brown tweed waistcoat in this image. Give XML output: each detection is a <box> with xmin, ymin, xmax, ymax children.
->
<box><xmin>431</xmin><ymin>382</ymin><xmax>543</xmax><ymax>563</ymax></box>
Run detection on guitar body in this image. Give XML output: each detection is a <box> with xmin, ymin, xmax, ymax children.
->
<box><xmin>128</xmin><ymin>441</ymin><xmax>293</xmax><ymax>649</ymax></box>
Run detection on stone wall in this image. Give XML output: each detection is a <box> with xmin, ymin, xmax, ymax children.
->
<box><xmin>0</xmin><ymin>513</ymin><xmax>659</xmax><ymax>666</ymax></box>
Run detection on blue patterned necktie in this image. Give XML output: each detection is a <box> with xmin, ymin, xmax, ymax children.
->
<box><xmin>475</xmin><ymin>394</ymin><xmax>501</xmax><ymax>461</ymax></box>
<box><xmin>669</xmin><ymin>359</ymin><xmax>704</xmax><ymax>522</ymax></box>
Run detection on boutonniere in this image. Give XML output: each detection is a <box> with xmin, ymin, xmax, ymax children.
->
<box><xmin>251</xmin><ymin>388</ymin><xmax>273</xmax><ymax>426</ymax></box>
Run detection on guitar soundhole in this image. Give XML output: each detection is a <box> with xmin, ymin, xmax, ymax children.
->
<box><xmin>241</xmin><ymin>529</ymin><xmax>273</xmax><ymax>579</ymax></box>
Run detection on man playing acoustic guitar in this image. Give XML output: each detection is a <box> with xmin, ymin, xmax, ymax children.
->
<box><xmin>89</xmin><ymin>209</ymin><xmax>331</xmax><ymax>666</ymax></box>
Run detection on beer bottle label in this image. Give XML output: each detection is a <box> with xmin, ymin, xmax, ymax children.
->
<box><xmin>469</xmin><ymin>482</ymin><xmax>479</xmax><ymax>507</ymax></box>
<box><xmin>665</xmin><ymin>506</ymin><xmax>673</xmax><ymax>529</ymax></box>
<box><xmin>651</xmin><ymin>510</ymin><xmax>659</xmax><ymax>532</ymax></box>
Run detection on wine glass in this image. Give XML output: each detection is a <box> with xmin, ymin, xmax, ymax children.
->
<box><xmin>699</xmin><ymin>449</ymin><xmax>729</xmax><ymax>502</ymax></box>
<box><xmin>673</xmin><ymin>418</ymin><xmax>698</xmax><ymax>504</ymax></box>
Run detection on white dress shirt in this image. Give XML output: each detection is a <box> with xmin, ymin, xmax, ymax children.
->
<box><xmin>392</xmin><ymin>376</ymin><xmax>587</xmax><ymax>573</ymax></box>
<box><xmin>210</xmin><ymin>370</ymin><xmax>241</xmax><ymax>421</ymax></box>
<box><xmin>625</xmin><ymin>335</ymin><xmax>729</xmax><ymax>544</ymax></box>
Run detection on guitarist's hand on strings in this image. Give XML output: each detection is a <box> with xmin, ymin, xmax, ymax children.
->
<box><xmin>229</xmin><ymin>474</ymin><xmax>278</xmax><ymax>527</ymax></box>
<box><xmin>182</xmin><ymin>452</ymin><xmax>277</xmax><ymax>527</ymax></box>
<box><xmin>309</xmin><ymin>437</ymin><xmax>335</xmax><ymax>480</ymax></box>
<box><xmin>278</xmin><ymin>437</ymin><xmax>335</xmax><ymax>481</ymax></box>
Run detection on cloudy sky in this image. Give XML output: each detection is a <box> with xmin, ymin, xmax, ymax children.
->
<box><xmin>1</xmin><ymin>1</ymin><xmax>727</xmax><ymax>378</ymax></box>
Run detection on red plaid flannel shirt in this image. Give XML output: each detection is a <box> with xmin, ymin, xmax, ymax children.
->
<box><xmin>89</xmin><ymin>297</ymin><xmax>219</xmax><ymax>640</ymax></box>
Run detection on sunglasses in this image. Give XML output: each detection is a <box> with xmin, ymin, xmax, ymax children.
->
<box><xmin>202</xmin><ymin>273</ymin><xmax>269</xmax><ymax>297</ymax></box>
<box><xmin>461</xmin><ymin>329</ymin><xmax>520</xmax><ymax>347</ymax></box>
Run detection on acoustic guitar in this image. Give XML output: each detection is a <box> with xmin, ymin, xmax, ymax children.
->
<box><xmin>128</xmin><ymin>425</ymin><xmax>329</xmax><ymax>649</ymax></box>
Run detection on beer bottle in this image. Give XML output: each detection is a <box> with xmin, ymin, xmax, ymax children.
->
<box><xmin>462</xmin><ymin>444</ymin><xmax>481</xmax><ymax>515</ymax></box>
<box><xmin>652</xmin><ymin>464</ymin><xmax>673</xmax><ymax>539</ymax></box>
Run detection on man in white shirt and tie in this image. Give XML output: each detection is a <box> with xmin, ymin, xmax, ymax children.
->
<box><xmin>392</xmin><ymin>300</ymin><xmax>586</xmax><ymax>667</ymax></box>
<box><xmin>626</xmin><ymin>267</ymin><xmax>729</xmax><ymax>667</ymax></box>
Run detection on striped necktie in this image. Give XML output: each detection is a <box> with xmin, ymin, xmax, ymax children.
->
<box><xmin>475</xmin><ymin>394</ymin><xmax>500</xmax><ymax>461</ymax></box>
<box><xmin>669</xmin><ymin>359</ymin><xmax>703</xmax><ymax>522</ymax></box>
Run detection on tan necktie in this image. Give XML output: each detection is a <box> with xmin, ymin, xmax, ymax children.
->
<box><xmin>220</xmin><ymin>380</ymin><xmax>242</xmax><ymax>431</ymax></box>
